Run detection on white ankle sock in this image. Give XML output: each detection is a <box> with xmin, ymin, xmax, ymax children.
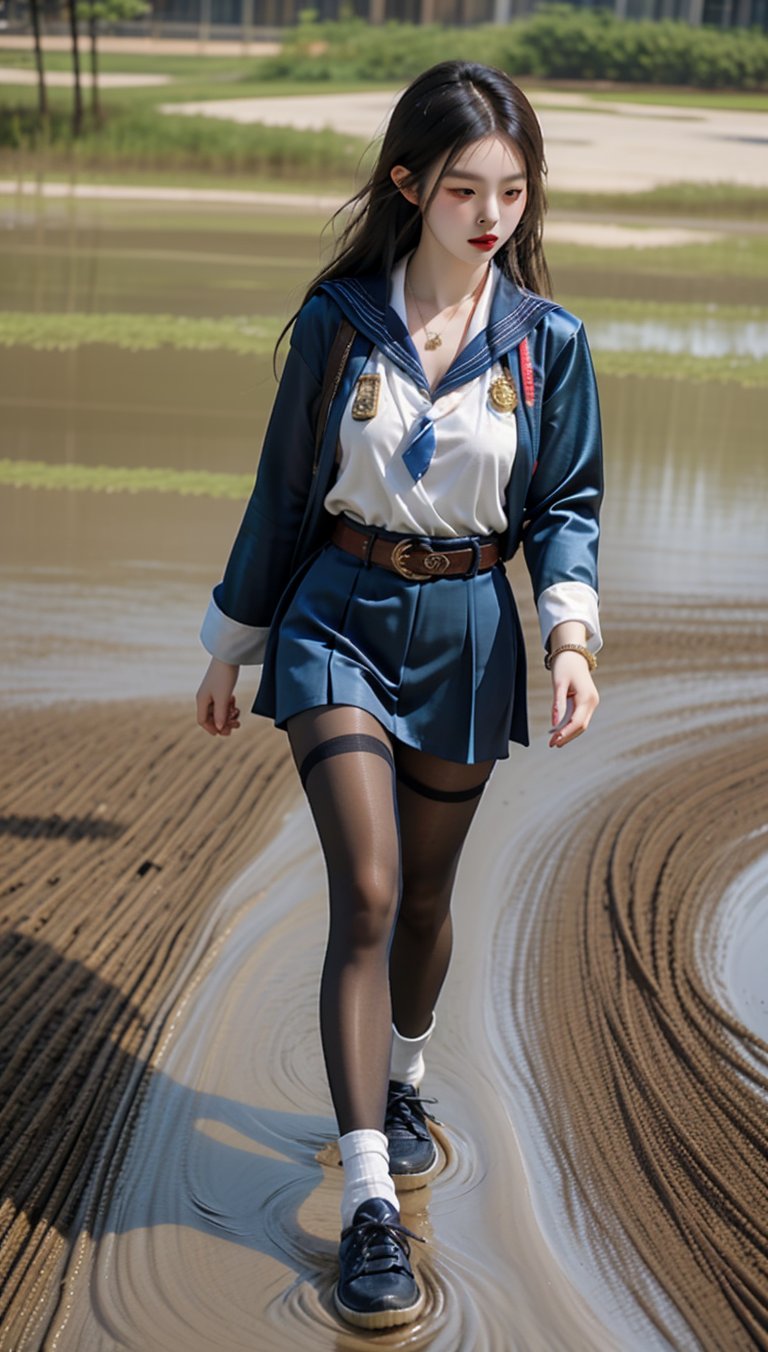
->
<box><xmin>389</xmin><ymin>1011</ymin><xmax>436</xmax><ymax>1088</ymax></box>
<box><xmin>338</xmin><ymin>1128</ymin><xmax>399</xmax><ymax>1230</ymax></box>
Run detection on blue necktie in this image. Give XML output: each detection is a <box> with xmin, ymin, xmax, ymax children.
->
<box><xmin>401</xmin><ymin>413</ymin><xmax>436</xmax><ymax>482</ymax></box>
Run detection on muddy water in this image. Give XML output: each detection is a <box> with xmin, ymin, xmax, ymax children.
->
<box><xmin>1</xmin><ymin>197</ymin><xmax>767</xmax><ymax>1349</ymax></box>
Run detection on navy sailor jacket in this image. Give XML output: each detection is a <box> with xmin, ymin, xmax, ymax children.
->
<box><xmin>201</xmin><ymin>263</ymin><xmax>604</xmax><ymax>665</ymax></box>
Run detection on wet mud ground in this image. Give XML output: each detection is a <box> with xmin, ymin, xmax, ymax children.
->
<box><xmin>1</xmin><ymin>197</ymin><xmax>767</xmax><ymax>1349</ymax></box>
<box><xmin>1</xmin><ymin>587</ymin><xmax>767</xmax><ymax>1350</ymax></box>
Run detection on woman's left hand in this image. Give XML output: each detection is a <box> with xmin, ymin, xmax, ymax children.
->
<box><xmin>547</xmin><ymin>651</ymin><xmax>600</xmax><ymax>749</ymax></box>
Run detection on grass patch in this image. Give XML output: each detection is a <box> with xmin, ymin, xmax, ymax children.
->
<box><xmin>0</xmin><ymin>457</ymin><xmax>252</xmax><ymax>497</ymax></box>
<box><xmin>0</xmin><ymin>310</ymin><xmax>283</xmax><ymax>353</ymax></box>
<box><xmin>582</xmin><ymin>85</ymin><xmax>768</xmax><ymax>112</ymax></box>
<box><xmin>0</xmin><ymin>103</ymin><xmax>375</xmax><ymax>181</ymax></box>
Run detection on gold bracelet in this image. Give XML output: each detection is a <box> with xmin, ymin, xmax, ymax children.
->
<box><xmin>544</xmin><ymin>643</ymin><xmax>598</xmax><ymax>672</ymax></box>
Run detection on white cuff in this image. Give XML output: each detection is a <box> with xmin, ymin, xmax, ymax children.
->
<box><xmin>199</xmin><ymin>593</ymin><xmax>270</xmax><ymax>665</ymax></box>
<box><xmin>537</xmin><ymin>582</ymin><xmax>603</xmax><ymax>655</ymax></box>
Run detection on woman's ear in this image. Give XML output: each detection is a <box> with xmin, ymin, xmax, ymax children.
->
<box><xmin>390</xmin><ymin>165</ymin><xmax>420</xmax><ymax>207</ymax></box>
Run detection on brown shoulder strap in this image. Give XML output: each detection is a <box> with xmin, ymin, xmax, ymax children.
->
<box><xmin>313</xmin><ymin>317</ymin><xmax>357</xmax><ymax>465</ymax></box>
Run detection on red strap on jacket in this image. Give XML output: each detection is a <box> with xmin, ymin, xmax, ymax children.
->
<box><xmin>519</xmin><ymin>335</ymin><xmax>535</xmax><ymax>408</ymax></box>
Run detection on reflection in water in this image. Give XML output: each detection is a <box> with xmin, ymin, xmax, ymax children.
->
<box><xmin>602</xmin><ymin>379</ymin><xmax>766</xmax><ymax>596</ymax></box>
<box><xmin>0</xmin><ymin>344</ymin><xmax>276</xmax><ymax>475</ymax></box>
<box><xmin>589</xmin><ymin>317</ymin><xmax>768</xmax><ymax>358</ymax></box>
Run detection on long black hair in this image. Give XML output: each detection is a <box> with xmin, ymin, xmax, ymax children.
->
<box><xmin>272</xmin><ymin>60</ymin><xmax>552</xmax><ymax>376</ymax></box>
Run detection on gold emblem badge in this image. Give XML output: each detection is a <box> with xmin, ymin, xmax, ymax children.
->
<box><xmin>488</xmin><ymin>374</ymin><xmax>518</xmax><ymax>413</ymax></box>
<box><xmin>351</xmin><ymin>373</ymin><xmax>381</xmax><ymax>420</ymax></box>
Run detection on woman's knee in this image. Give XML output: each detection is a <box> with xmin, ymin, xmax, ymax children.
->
<box><xmin>396</xmin><ymin>875</ymin><xmax>453</xmax><ymax>940</ymax></box>
<box><xmin>329</xmin><ymin>864</ymin><xmax>401</xmax><ymax>950</ymax></box>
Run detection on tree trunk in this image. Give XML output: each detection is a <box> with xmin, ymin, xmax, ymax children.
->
<box><xmin>66</xmin><ymin>0</ymin><xmax>84</xmax><ymax>137</ymax></box>
<box><xmin>89</xmin><ymin>12</ymin><xmax>103</xmax><ymax>127</ymax></box>
<box><xmin>29</xmin><ymin>0</ymin><xmax>48</xmax><ymax>125</ymax></box>
<box><xmin>242</xmin><ymin>0</ymin><xmax>254</xmax><ymax>46</ymax></box>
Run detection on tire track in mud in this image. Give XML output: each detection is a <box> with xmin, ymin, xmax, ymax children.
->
<box><xmin>0</xmin><ymin>702</ymin><xmax>296</xmax><ymax>1349</ymax></box>
<box><xmin>495</xmin><ymin>721</ymin><xmax>768</xmax><ymax>1349</ymax></box>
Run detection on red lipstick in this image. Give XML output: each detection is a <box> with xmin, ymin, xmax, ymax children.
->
<box><xmin>468</xmin><ymin>234</ymin><xmax>498</xmax><ymax>251</ymax></box>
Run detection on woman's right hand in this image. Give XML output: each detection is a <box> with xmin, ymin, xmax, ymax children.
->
<box><xmin>196</xmin><ymin>657</ymin><xmax>241</xmax><ymax>737</ymax></box>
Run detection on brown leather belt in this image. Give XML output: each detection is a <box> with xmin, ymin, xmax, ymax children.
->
<box><xmin>331</xmin><ymin>517</ymin><xmax>500</xmax><ymax>580</ymax></box>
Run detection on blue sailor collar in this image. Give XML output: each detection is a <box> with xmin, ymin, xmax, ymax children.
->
<box><xmin>316</xmin><ymin>258</ymin><xmax>558</xmax><ymax>400</ymax></box>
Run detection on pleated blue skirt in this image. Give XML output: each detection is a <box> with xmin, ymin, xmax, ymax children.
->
<box><xmin>252</xmin><ymin>526</ymin><xmax>530</xmax><ymax>763</ymax></box>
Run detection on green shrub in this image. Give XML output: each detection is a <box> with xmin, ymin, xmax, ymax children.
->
<box><xmin>252</xmin><ymin>14</ymin><xmax>507</xmax><ymax>84</ymax></box>
<box><xmin>505</xmin><ymin>7</ymin><xmax>768</xmax><ymax>89</ymax></box>
<box><xmin>258</xmin><ymin>6</ymin><xmax>768</xmax><ymax>90</ymax></box>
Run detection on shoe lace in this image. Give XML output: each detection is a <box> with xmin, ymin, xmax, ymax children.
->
<box><xmin>347</xmin><ymin>1215</ymin><xmax>426</xmax><ymax>1272</ymax></box>
<box><xmin>385</xmin><ymin>1085</ymin><xmax>442</xmax><ymax>1136</ymax></box>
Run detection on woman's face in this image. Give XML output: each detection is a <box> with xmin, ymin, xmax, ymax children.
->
<box><xmin>392</xmin><ymin>133</ymin><xmax>528</xmax><ymax>267</ymax></box>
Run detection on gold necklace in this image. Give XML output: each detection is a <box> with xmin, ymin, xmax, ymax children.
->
<box><xmin>405</xmin><ymin>264</ymin><xmax>488</xmax><ymax>351</ymax></box>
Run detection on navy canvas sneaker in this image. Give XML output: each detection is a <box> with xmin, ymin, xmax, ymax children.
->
<box><xmin>334</xmin><ymin>1196</ymin><xmax>425</xmax><ymax>1329</ymax></box>
<box><xmin>385</xmin><ymin>1080</ymin><xmax>441</xmax><ymax>1189</ymax></box>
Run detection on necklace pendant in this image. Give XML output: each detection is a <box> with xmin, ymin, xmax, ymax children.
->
<box><xmin>489</xmin><ymin>374</ymin><xmax>519</xmax><ymax>413</ymax></box>
<box><xmin>424</xmin><ymin>332</ymin><xmax>442</xmax><ymax>350</ymax></box>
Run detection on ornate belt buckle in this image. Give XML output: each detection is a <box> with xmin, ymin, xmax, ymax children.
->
<box><xmin>391</xmin><ymin>540</ymin><xmax>421</xmax><ymax>579</ymax></box>
<box><xmin>391</xmin><ymin>540</ymin><xmax>451</xmax><ymax>579</ymax></box>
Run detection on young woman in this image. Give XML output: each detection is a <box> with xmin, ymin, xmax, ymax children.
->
<box><xmin>196</xmin><ymin>60</ymin><xmax>603</xmax><ymax>1330</ymax></box>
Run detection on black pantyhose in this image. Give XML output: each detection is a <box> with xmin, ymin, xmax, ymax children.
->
<box><xmin>390</xmin><ymin>742</ymin><xmax>492</xmax><ymax>1042</ymax></box>
<box><xmin>287</xmin><ymin>704</ymin><xmax>493</xmax><ymax>1136</ymax></box>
